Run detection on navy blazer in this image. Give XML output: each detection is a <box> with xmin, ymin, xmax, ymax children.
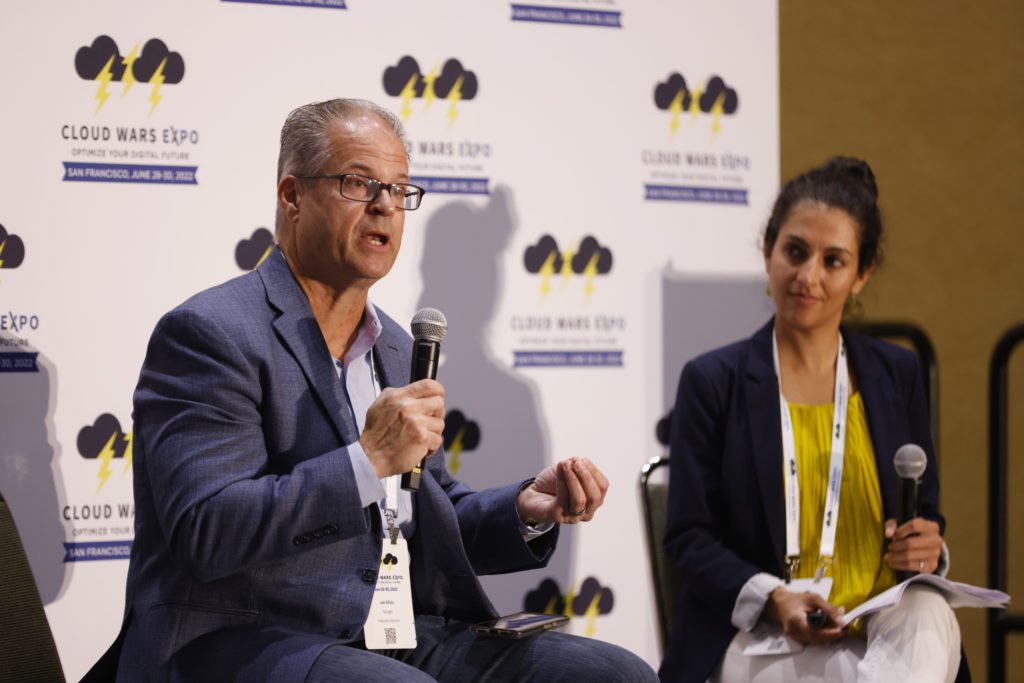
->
<box><xmin>659</xmin><ymin>319</ymin><xmax>941</xmax><ymax>683</ymax></box>
<box><xmin>117</xmin><ymin>248</ymin><xmax>557</xmax><ymax>682</ymax></box>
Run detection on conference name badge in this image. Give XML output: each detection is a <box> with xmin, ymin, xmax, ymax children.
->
<box><xmin>363</xmin><ymin>537</ymin><xmax>417</xmax><ymax>649</ymax></box>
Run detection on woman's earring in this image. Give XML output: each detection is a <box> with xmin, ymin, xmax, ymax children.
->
<box><xmin>847</xmin><ymin>292</ymin><xmax>865</xmax><ymax>318</ymax></box>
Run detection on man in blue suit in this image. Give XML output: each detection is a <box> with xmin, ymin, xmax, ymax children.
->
<box><xmin>114</xmin><ymin>98</ymin><xmax>656</xmax><ymax>682</ymax></box>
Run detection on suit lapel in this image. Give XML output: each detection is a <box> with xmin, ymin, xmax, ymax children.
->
<box><xmin>845</xmin><ymin>332</ymin><xmax>900</xmax><ymax>519</ymax></box>
<box><xmin>745</xmin><ymin>320</ymin><xmax>787</xmax><ymax>573</ymax></box>
<box><xmin>257</xmin><ymin>248</ymin><xmax>359</xmax><ymax>445</ymax></box>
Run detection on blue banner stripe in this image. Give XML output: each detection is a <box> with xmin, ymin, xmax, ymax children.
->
<box><xmin>644</xmin><ymin>184</ymin><xmax>748</xmax><ymax>205</ymax></box>
<box><xmin>0</xmin><ymin>352</ymin><xmax>38</xmax><ymax>372</ymax></box>
<box><xmin>62</xmin><ymin>162</ymin><xmax>199</xmax><ymax>185</ymax></box>
<box><xmin>510</xmin><ymin>4</ymin><xmax>622</xmax><ymax>28</ymax></box>
<box><xmin>63</xmin><ymin>541</ymin><xmax>133</xmax><ymax>562</ymax></box>
<box><xmin>222</xmin><ymin>0</ymin><xmax>346</xmax><ymax>8</ymax></box>
<box><xmin>411</xmin><ymin>176</ymin><xmax>490</xmax><ymax>195</ymax></box>
<box><xmin>514</xmin><ymin>350</ymin><xmax>623</xmax><ymax>367</ymax></box>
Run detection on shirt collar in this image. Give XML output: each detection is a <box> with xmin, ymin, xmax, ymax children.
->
<box><xmin>343</xmin><ymin>298</ymin><xmax>383</xmax><ymax>366</ymax></box>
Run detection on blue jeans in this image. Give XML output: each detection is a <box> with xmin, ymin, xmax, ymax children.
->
<box><xmin>306</xmin><ymin>615</ymin><xmax>657</xmax><ymax>682</ymax></box>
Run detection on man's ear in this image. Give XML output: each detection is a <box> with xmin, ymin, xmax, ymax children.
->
<box><xmin>278</xmin><ymin>175</ymin><xmax>301</xmax><ymax>224</ymax></box>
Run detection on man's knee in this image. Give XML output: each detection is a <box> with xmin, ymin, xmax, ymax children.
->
<box><xmin>532</xmin><ymin>634</ymin><xmax>657</xmax><ymax>683</ymax></box>
<box><xmin>308</xmin><ymin>643</ymin><xmax>436</xmax><ymax>683</ymax></box>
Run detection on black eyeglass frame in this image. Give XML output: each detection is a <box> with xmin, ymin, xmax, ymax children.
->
<box><xmin>296</xmin><ymin>172</ymin><xmax>427</xmax><ymax>211</ymax></box>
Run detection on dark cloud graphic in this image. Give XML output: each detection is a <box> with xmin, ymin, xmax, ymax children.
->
<box><xmin>0</xmin><ymin>224</ymin><xmax>26</xmax><ymax>269</ymax></box>
<box><xmin>570</xmin><ymin>236</ymin><xmax>612</xmax><ymax>275</ymax></box>
<box><xmin>383</xmin><ymin>56</ymin><xmax>424</xmax><ymax>97</ymax></box>
<box><xmin>572</xmin><ymin>577</ymin><xmax>614</xmax><ymax>615</ymax></box>
<box><xmin>433</xmin><ymin>59</ymin><xmax>478</xmax><ymax>100</ymax></box>
<box><xmin>655</xmin><ymin>412</ymin><xmax>671</xmax><ymax>446</ymax></box>
<box><xmin>523</xmin><ymin>235</ymin><xmax>563</xmax><ymax>273</ymax></box>
<box><xmin>382</xmin><ymin>553</ymin><xmax>398</xmax><ymax>566</ymax></box>
<box><xmin>133</xmin><ymin>38</ymin><xmax>185</xmax><ymax>84</ymax></box>
<box><xmin>443</xmin><ymin>410</ymin><xmax>480</xmax><ymax>451</ymax></box>
<box><xmin>524</xmin><ymin>578</ymin><xmax>566</xmax><ymax>614</ymax></box>
<box><xmin>77</xmin><ymin>414</ymin><xmax>130</xmax><ymax>459</ymax></box>
<box><xmin>235</xmin><ymin>227</ymin><xmax>275</xmax><ymax>271</ymax></box>
<box><xmin>74</xmin><ymin>35</ymin><xmax>126</xmax><ymax>81</ymax></box>
<box><xmin>653</xmin><ymin>72</ymin><xmax>691</xmax><ymax>111</ymax></box>
<box><xmin>699</xmin><ymin>75</ymin><xmax>739</xmax><ymax>114</ymax></box>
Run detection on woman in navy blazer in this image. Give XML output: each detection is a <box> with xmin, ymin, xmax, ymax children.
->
<box><xmin>660</xmin><ymin>158</ymin><xmax>962</xmax><ymax>682</ymax></box>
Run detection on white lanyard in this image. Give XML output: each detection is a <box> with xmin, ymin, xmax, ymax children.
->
<box><xmin>773</xmin><ymin>331</ymin><xmax>849</xmax><ymax>581</ymax></box>
<box><xmin>384</xmin><ymin>474</ymin><xmax>400</xmax><ymax>545</ymax></box>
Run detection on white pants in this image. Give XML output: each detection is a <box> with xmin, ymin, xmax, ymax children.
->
<box><xmin>712</xmin><ymin>585</ymin><xmax>962</xmax><ymax>683</ymax></box>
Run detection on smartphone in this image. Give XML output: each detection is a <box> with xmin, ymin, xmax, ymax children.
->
<box><xmin>470</xmin><ymin>612</ymin><xmax>570</xmax><ymax>638</ymax></box>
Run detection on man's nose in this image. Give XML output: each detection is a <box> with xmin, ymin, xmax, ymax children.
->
<box><xmin>368</xmin><ymin>188</ymin><xmax>397</xmax><ymax>215</ymax></box>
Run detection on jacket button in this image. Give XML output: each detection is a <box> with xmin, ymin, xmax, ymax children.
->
<box><xmin>340</xmin><ymin>629</ymin><xmax>352</xmax><ymax>639</ymax></box>
<box><xmin>361</xmin><ymin>568</ymin><xmax>376</xmax><ymax>582</ymax></box>
<box><xmin>293</xmin><ymin>536</ymin><xmax>303</xmax><ymax>545</ymax></box>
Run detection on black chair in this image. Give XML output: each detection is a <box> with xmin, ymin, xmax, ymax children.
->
<box><xmin>639</xmin><ymin>454</ymin><xmax>678</xmax><ymax>654</ymax></box>
<box><xmin>0</xmin><ymin>489</ymin><xmax>66</xmax><ymax>682</ymax></box>
<box><xmin>987</xmin><ymin>323</ymin><xmax>1024</xmax><ymax>683</ymax></box>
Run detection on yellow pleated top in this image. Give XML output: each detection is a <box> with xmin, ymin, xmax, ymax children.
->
<box><xmin>789</xmin><ymin>392</ymin><xmax>897</xmax><ymax>627</ymax></box>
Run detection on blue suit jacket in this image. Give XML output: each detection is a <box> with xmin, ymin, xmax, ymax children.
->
<box><xmin>659</xmin><ymin>319</ymin><xmax>941</xmax><ymax>683</ymax></box>
<box><xmin>117</xmin><ymin>248</ymin><xmax>557</xmax><ymax>682</ymax></box>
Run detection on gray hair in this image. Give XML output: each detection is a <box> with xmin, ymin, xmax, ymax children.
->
<box><xmin>275</xmin><ymin>98</ymin><xmax>408</xmax><ymax>234</ymax></box>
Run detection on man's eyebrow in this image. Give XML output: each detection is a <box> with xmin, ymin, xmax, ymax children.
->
<box><xmin>340</xmin><ymin>162</ymin><xmax>410</xmax><ymax>181</ymax></box>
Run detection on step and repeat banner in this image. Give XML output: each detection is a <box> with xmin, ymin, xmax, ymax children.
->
<box><xmin>0</xmin><ymin>1</ymin><xmax>777</xmax><ymax>677</ymax></box>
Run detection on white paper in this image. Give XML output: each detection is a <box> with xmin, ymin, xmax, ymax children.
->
<box><xmin>841</xmin><ymin>574</ymin><xmax>1010</xmax><ymax>625</ymax></box>
<box><xmin>363</xmin><ymin>537</ymin><xmax>417</xmax><ymax>650</ymax></box>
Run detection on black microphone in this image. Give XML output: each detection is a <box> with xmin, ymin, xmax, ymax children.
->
<box><xmin>400</xmin><ymin>308</ymin><xmax>447</xmax><ymax>492</ymax></box>
<box><xmin>893</xmin><ymin>443</ymin><xmax>927</xmax><ymax>578</ymax></box>
<box><xmin>893</xmin><ymin>443</ymin><xmax>927</xmax><ymax>525</ymax></box>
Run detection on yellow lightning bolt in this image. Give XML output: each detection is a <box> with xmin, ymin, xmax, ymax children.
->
<box><xmin>583</xmin><ymin>252</ymin><xmax>599</xmax><ymax>300</ymax></box>
<box><xmin>448</xmin><ymin>426</ymin><xmax>465</xmax><ymax>474</ymax></box>
<box><xmin>710</xmin><ymin>91</ymin><xmax>726</xmax><ymax>137</ymax></box>
<box><xmin>538</xmin><ymin>249</ymin><xmax>557</xmax><ymax>301</ymax></box>
<box><xmin>583</xmin><ymin>590</ymin><xmax>603</xmax><ymax>636</ymax></box>
<box><xmin>255</xmin><ymin>245</ymin><xmax>273</xmax><ymax>269</ymax></box>
<box><xmin>0</xmin><ymin>240</ymin><xmax>5</xmax><ymax>268</ymax></box>
<box><xmin>148</xmin><ymin>57</ymin><xmax>167</xmax><ymax>115</ymax></box>
<box><xmin>122</xmin><ymin>431</ymin><xmax>133</xmax><ymax>474</ymax></box>
<box><xmin>560</xmin><ymin>248</ymin><xmax>575</xmax><ymax>287</ymax></box>
<box><xmin>422</xmin><ymin>64</ymin><xmax>439</xmax><ymax>110</ymax></box>
<box><xmin>543</xmin><ymin>595</ymin><xmax>558</xmax><ymax>614</ymax></box>
<box><xmin>689</xmin><ymin>87</ymin><xmax>702</xmax><ymax>122</ymax></box>
<box><xmin>120</xmin><ymin>42</ymin><xmax>140</xmax><ymax>96</ymax></box>
<box><xmin>563</xmin><ymin>582</ymin><xmax>576</xmax><ymax>619</ymax></box>
<box><xmin>96</xmin><ymin>431</ymin><xmax>118</xmax><ymax>492</ymax></box>
<box><xmin>94</xmin><ymin>55</ymin><xmax>115</xmax><ymax>114</ymax></box>
<box><xmin>399</xmin><ymin>74</ymin><xmax>417</xmax><ymax>121</ymax></box>
<box><xmin>447</xmin><ymin>75</ymin><xmax>464</xmax><ymax>126</ymax></box>
<box><xmin>668</xmin><ymin>88</ymin><xmax>684</xmax><ymax>136</ymax></box>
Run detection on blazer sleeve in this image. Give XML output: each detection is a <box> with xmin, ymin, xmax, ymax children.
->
<box><xmin>664</xmin><ymin>359</ymin><xmax>765</xmax><ymax>626</ymax></box>
<box><xmin>134</xmin><ymin>306</ymin><xmax>373</xmax><ymax>583</ymax></box>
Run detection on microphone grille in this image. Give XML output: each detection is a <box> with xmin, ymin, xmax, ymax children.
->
<box><xmin>411</xmin><ymin>308</ymin><xmax>447</xmax><ymax>343</ymax></box>
<box><xmin>893</xmin><ymin>443</ymin><xmax>927</xmax><ymax>479</ymax></box>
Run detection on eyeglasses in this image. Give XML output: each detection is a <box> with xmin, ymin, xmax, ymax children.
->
<box><xmin>297</xmin><ymin>173</ymin><xmax>426</xmax><ymax>211</ymax></box>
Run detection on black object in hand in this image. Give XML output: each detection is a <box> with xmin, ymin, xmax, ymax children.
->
<box><xmin>807</xmin><ymin>609</ymin><xmax>828</xmax><ymax>630</ymax></box>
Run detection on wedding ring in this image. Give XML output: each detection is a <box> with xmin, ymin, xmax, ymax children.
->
<box><xmin>918</xmin><ymin>560</ymin><xmax>924</xmax><ymax>571</ymax></box>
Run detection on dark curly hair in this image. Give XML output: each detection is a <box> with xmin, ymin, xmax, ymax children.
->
<box><xmin>762</xmin><ymin>156</ymin><xmax>883</xmax><ymax>274</ymax></box>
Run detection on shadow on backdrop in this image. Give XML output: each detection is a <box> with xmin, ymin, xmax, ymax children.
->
<box><xmin>417</xmin><ymin>185</ymin><xmax>572</xmax><ymax>615</ymax></box>
<box><xmin>0</xmin><ymin>336</ymin><xmax>70</xmax><ymax>603</ymax></box>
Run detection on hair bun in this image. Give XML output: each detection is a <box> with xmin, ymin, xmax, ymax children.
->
<box><xmin>827</xmin><ymin>156</ymin><xmax>878</xmax><ymax>201</ymax></box>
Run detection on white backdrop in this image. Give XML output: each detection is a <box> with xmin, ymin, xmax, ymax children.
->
<box><xmin>0</xmin><ymin>1</ymin><xmax>778</xmax><ymax>678</ymax></box>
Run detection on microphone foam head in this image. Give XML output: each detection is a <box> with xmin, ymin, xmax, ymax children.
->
<box><xmin>893</xmin><ymin>443</ymin><xmax>927</xmax><ymax>479</ymax></box>
<box><xmin>411</xmin><ymin>308</ymin><xmax>447</xmax><ymax>343</ymax></box>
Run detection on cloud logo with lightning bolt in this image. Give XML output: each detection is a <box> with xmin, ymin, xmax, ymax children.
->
<box><xmin>653</xmin><ymin>73</ymin><xmax>738</xmax><ymax>137</ymax></box>
<box><xmin>77</xmin><ymin>414</ymin><xmax>133</xmax><ymax>493</ymax></box>
<box><xmin>443</xmin><ymin>410</ymin><xmax>480</xmax><ymax>475</ymax></box>
<box><xmin>0</xmin><ymin>224</ymin><xmax>26</xmax><ymax>270</ymax></box>
<box><xmin>524</xmin><ymin>577</ymin><xmax>615</xmax><ymax>636</ymax></box>
<box><xmin>523</xmin><ymin>235</ymin><xmax>613</xmax><ymax>301</ymax></box>
<box><xmin>382</xmin><ymin>56</ymin><xmax>478</xmax><ymax>124</ymax></box>
<box><xmin>75</xmin><ymin>35</ymin><xmax>186</xmax><ymax>115</ymax></box>
<box><xmin>236</xmin><ymin>228</ymin><xmax>275</xmax><ymax>271</ymax></box>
